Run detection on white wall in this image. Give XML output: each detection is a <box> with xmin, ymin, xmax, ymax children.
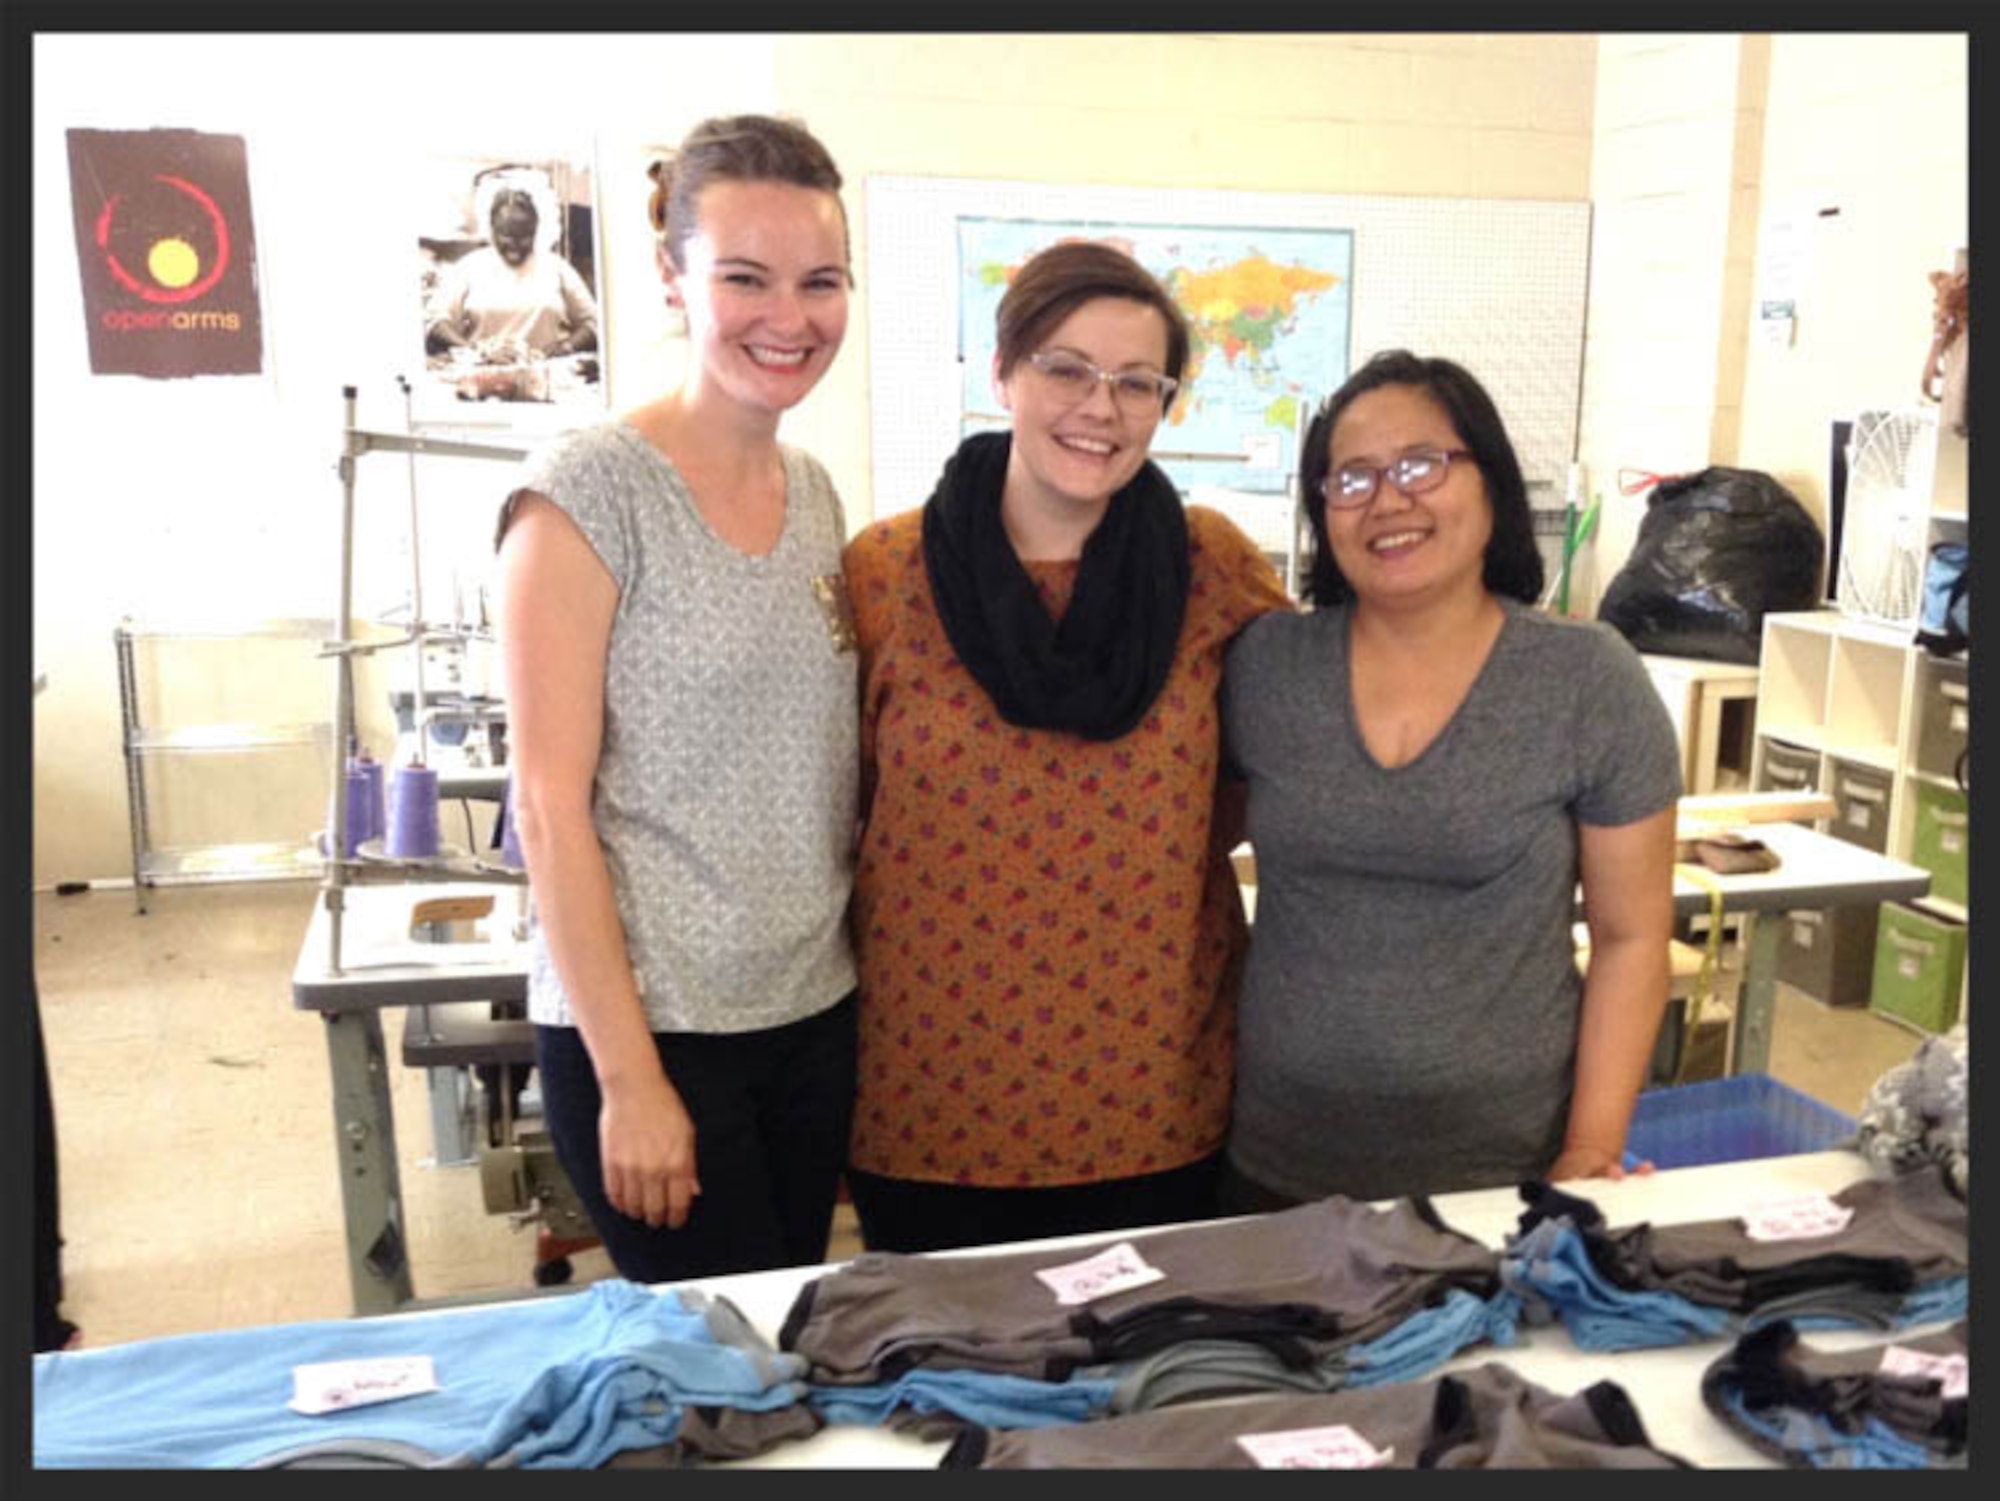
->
<box><xmin>1737</xmin><ymin>35</ymin><xmax>1969</xmax><ymax>499</ymax></box>
<box><xmin>774</xmin><ymin>31</ymin><xmax>1597</xmax><ymax>536</ymax></box>
<box><xmin>34</xmin><ymin>31</ymin><xmax>1966</xmax><ymax>887</ymax></box>
<box><xmin>32</xmin><ymin>33</ymin><xmax>784</xmax><ymax>884</ymax></box>
<box><xmin>34</xmin><ymin>30</ymin><xmax>1600</xmax><ymax>887</ymax></box>
<box><xmin>1577</xmin><ymin>33</ymin><xmax>1967</xmax><ymax>611</ymax></box>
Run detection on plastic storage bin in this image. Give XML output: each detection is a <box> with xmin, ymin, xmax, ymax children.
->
<box><xmin>1622</xmin><ymin>1073</ymin><xmax>1855</xmax><ymax>1170</ymax></box>
<box><xmin>1870</xmin><ymin>902</ymin><xmax>1967</xmax><ymax>1035</ymax></box>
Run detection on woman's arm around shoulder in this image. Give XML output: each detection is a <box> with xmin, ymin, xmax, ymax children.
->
<box><xmin>840</xmin><ymin>509</ymin><xmax>926</xmax><ymax>655</ymax></box>
<box><xmin>1186</xmin><ymin>505</ymin><xmax>1296</xmax><ymax>632</ymax></box>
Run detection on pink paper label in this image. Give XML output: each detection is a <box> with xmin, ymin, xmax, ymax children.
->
<box><xmin>1740</xmin><ymin>1193</ymin><xmax>1855</xmax><ymax>1242</ymax></box>
<box><xmin>1032</xmin><ymin>1241</ymin><xmax>1166</xmax><ymax>1306</ymax></box>
<box><xmin>1236</xmin><ymin>1424</ymin><xmax>1396</xmax><ymax>1469</ymax></box>
<box><xmin>1879</xmin><ymin>1346</ymin><xmax>1968</xmax><ymax>1399</ymax></box>
<box><xmin>289</xmin><ymin>1355</ymin><xmax>440</xmax><ymax>1416</ymax></box>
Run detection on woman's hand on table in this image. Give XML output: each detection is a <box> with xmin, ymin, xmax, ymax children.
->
<box><xmin>1548</xmin><ymin>1143</ymin><xmax>1655</xmax><ymax>1183</ymax></box>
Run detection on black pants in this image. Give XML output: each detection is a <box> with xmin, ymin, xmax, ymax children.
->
<box><xmin>1215</xmin><ymin>1153</ymin><xmax>1304</xmax><ymax>1217</ymax></box>
<box><xmin>535</xmin><ymin>993</ymin><xmax>857</xmax><ymax>1284</ymax></box>
<box><xmin>33</xmin><ymin>981</ymin><xmax>77</xmax><ymax>1352</ymax></box>
<box><xmin>846</xmin><ymin>1151</ymin><xmax>1225</xmax><ymax>1254</ymax></box>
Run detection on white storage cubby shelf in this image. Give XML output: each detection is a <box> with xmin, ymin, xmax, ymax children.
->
<box><xmin>1751</xmin><ymin>611</ymin><xmax>1969</xmax><ymax>929</ymax></box>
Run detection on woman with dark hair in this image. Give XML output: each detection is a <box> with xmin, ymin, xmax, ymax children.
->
<box><xmin>1219</xmin><ymin>349</ymin><xmax>1683</xmax><ymax>1208</ymax></box>
<box><xmin>495</xmin><ymin>114</ymin><xmax>859</xmax><ymax>1281</ymax></box>
<box><xmin>427</xmin><ymin>185</ymin><xmax>599</xmax><ymax>364</ymax></box>
<box><xmin>841</xmin><ymin>240</ymin><xmax>1291</xmax><ymax>1252</ymax></box>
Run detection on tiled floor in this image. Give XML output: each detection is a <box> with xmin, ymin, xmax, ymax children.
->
<box><xmin>34</xmin><ymin>880</ymin><xmax>1937</xmax><ymax>1350</ymax></box>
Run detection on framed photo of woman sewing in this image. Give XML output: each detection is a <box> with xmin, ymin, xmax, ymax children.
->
<box><xmin>410</xmin><ymin>143</ymin><xmax>605</xmax><ymax>426</ymax></box>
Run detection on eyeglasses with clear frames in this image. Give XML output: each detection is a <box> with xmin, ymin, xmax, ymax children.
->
<box><xmin>1026</xmin><ymin>350</ymin><xmax>1179</xmax><ymax>411</ymax></box>
<box><xmin>1320</xmin><ymin>448</ymin><xmax>1474</xmax><ymax>509</ymax></box>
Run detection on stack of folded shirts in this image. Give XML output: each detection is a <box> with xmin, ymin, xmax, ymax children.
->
<box><xmin>942</xmin><ymin>1361</ymin><xmax>1691</xmax><ymax>1469</ymax></box>
<box><xmin>33</xmin><ymin>1281</ymin><xmax>816</xmax><ymax>1469</ymax></box>
<box><xmin>782</xmin><ymin>1195</ymin><xmax>1522</xmax><ymax>1427</ymax></box>
<box><xmin>1701</xmin><ymin>1319</ymin><xmax>1967</xmax><ymax>1468</ymax></box>
<box><xmin>1500</xmin><ymin>1165</ymin><xmax>1967</xmax><ymax>1353</ymax></box>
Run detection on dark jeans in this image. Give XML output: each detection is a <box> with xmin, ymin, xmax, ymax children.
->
<box><xmin>846</xmin><ymin>1151</ymin><xmax>1225</xmax><ymax>1254</ymax></box>
<box><xmin>534</xmin><ymin>992</ymin><xmax>857</xmax><ymax>1284</ymax></box>
<box><xmin>33</xmin><ymin>982</ymin><xmax>77</xmax><ymax>1352</ymax></box>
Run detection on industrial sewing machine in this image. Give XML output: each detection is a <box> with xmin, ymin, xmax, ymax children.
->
<box><xmin>403</xmin><ymin>895</ymin><xmax>600</xmax><ymax>1286</ymax></box>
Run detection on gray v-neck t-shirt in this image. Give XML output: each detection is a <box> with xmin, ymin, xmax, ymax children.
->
<box><xmin>505</xmin><ymin>420</ymin><xmax>859</xmax><ymax>1033</ymax></box>
<box><xmin>1220</xmin><ymin>600</ymin><xmax>1682</xmax><ymax>1200</ymax></box>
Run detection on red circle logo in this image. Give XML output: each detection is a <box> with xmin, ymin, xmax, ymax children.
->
<box><xmin>94</xmin><ymin>174</ymin><xmax>232</xmax><ymax>305</ymax></box>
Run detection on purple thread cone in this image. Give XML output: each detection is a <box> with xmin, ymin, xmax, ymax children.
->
<box><xmin>332</xmin><ymin>764</ymin><xmax>373</xmax><ymax>857</ymax></box>
<box><xmin>500</xmin><ymin>782</ymin><xmax>525</xmax><ymax>868</ymax></box>
<box><xmin>356</xmin><ymin>754</ymin><xmax>386</xmax><ymax>841</ymax></box>
<box><xmin>384</xmin><ymin>764</ymin><xmax>441</xmax><ymax>858</ymax></box>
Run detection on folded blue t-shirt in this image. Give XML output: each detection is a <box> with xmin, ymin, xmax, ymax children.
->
<box><xmin>34</xmin><ymin>1280</ymin><xmax>806</xmax><ymax>1469</ymax></box>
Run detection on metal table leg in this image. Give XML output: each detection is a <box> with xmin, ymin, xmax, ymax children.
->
<box><xmin>1730</xmin><ymin>910</ymin><xmax>1780</xmax><ymax>1077</ymax></box>
<box><xmin>324</xmin><ymin>1010</ymin><xmax>413</xmax><ymax>1313</ymax></box>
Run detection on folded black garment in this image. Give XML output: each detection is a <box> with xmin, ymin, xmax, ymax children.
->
<box><xmin>782</xmin><ymin>1194</ymin><xmax>1498</xmax><ymax>1386</ymax></box>
<box><xmin>1701</xmin><ymin>1319</ymin><xmax>1967</xmax><ymax>1469</ymax></box>
<box><xmin>1514</xmin><ymin>1164</ymin><xmax>1966</xmax><ymax>1314</ymax></box>
<box><xmin>943</xmin><ymin>1361</ymin><xmax>1692</xmax><ymax>1470</ymax></box>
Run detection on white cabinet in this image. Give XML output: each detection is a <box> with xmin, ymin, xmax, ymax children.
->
<box><xmin>1750</xmin><ymin>611</ymin><xmax>1968</xmax><ymax>926</ymax></box>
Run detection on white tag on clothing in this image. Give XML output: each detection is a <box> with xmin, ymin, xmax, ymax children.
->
<box><xmin>1740</xmin><ymin>1193</ymin><xmax>1855</xmax><ymax>1242</ymax></box>
<box><xmin>1236</xmin><ymin>1424</ymin><xmax>1396</xmax><ymax>1469</ymax></box>
<box><xmin>1879</xmin><ymin>1346</ymin><xmax>1968</xmax><ymax>1399</ymax></box>
<box><xmin>1033</xmin><ymin>1241</ymin><xmax>1165</xmax><ymax>1306</ymax></box>
<box><xmin>289</xmin><ymin>1355</ymin><xmax>440</xmax><ymax>1415</ymax></box>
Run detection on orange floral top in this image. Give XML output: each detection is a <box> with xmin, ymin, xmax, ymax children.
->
<box><xmin>842</xmin><ymin>505</ymin><xmax>1292</xmax><ymax>1187</ymax></box>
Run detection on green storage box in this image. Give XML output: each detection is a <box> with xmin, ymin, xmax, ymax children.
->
<box><xmin>1909</xmin><ymin>782</ymin><xmax>1969</xmax><ymax>908</ymax></box>
<box><xmin>1870</xmin><ymin>902</ymin><xmax>1966</xmax><ymax>1034</ymax></box>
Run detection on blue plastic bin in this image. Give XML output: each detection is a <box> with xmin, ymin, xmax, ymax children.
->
<box><xmin>1622</xmin><ymin>1073</ymin><xmax>1855</xmax><ymax>1171</ymax></box>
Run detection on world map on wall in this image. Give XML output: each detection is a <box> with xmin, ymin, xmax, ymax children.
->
<box><xmin>957</xmin><ymin>217</ymin><xmax>1353</xmax><ymax>493</ymax></box>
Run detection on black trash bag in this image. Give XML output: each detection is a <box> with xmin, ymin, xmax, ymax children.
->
<box><xmin>1596</xmin><ymin>467</ymin><xmax>1824</xmax><ymax>664</ymax></box>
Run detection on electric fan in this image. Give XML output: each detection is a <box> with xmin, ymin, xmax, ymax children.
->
<box><xmin>1837</xmin><ymin>408</ymin><xmax>1937</xmax><ymax>628</ymax></box>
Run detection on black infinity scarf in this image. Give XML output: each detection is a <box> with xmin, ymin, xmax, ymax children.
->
<box><xmin>919</xmin><ymin>431</ymin><xmax>1189</xmax><ymax>741</ymax></box>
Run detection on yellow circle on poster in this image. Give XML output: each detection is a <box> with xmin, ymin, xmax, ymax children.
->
<box><xmin>148</xmin><ymin>237</ymin><xmax>201</xmax><ymax>289</ymax></box>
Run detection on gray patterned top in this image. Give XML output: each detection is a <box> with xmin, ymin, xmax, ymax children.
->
<box><xmin>504</xmin><ymin>420</ymin><xmax>859</xmax><ymax>1033</ymax></box>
